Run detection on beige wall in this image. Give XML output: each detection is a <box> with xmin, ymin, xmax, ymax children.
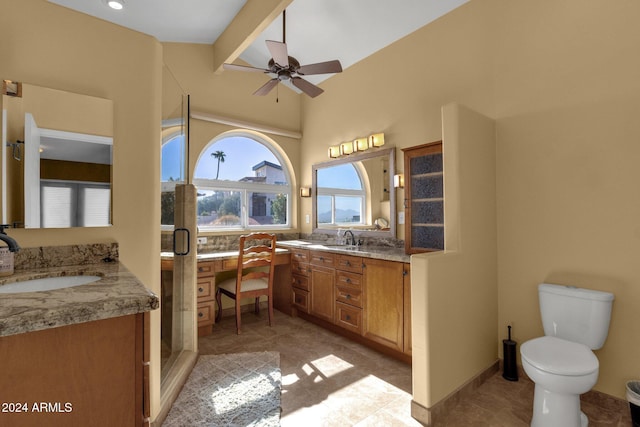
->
<box><xmin>493</xmin><ymin>0</ymin><xmax>640</xmax><ymax>399</ymax></box>
<box><xmin>0</xmin><ymin>0</ymin><xmax>163</xmax><ymax>417</ymax></box>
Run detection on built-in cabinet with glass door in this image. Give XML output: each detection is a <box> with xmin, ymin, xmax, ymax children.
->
<box><xmin>403</xmin><ymin>141</ymin><xmax>444</xmax><ymax>254</ymax></box>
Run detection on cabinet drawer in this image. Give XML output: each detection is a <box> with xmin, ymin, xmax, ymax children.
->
<box><xmin>292</xmin><ymin>274</ymin><xmax>309</xmax><ymax>291</ymax></box>
<box><xmin>335</xmin><ymin>284</ymin><xmax>363</xmax><ymax>308</ymax></box>
<box><xmin>221</xmin><ymin>258</ymin><xmax>238</xmax><ymax>271</ymax></box>
<box><xmin>310</xmin><ymin>251</ymin><xmax>335</xmax><ymax>268</ymax></box>
<box><xmin>197</xmin><ymin>300</ymin><xmax>215</xmax><ymax>326</ymax></box>
<box><xmin>335</xmin><ymin>270</ymin><xmax>362</xmax><ymax>290</ymax></box>
<box><xmin>290</xmin><ymin>248</ymin><xmax>310</xmax><ymax>263</ymax></box>
<box><xmin>335</xmin><ymin>302</ymin><xmax>362</xmax><ymax>334</ymax></box>
<box><xmin>292</xmin><ymin>261</ymin><xmax>310</xmax><ymax>277</ymax></box>
<box><xmin>336</xmin><ymin>254</ymin><xmax>363</xmax><ymax>274</ymax></box>
<box><xmin>197</xmin><ymin>276</ymin><xmax>215</xmax><ymax>300</ymax></box>
<box><xmin>292</xmin><ymin>288</ymin><xmax>309</xmax><ymax>313</ymax></box>
<box><xmin>197</xmin><ymin>262</ymin><xmax>216</xmax><ymax>276</ymax></box>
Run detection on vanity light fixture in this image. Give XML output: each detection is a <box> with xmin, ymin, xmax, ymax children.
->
<box><xmin>300</xmin><ymin>187</ymin><xmax>311</xmax><ymax>198</ymax></box>
<box><xmin>393</xmin><ymin>173</ymin><xmax>405</xmax><ymax>188</ymax></box>
<box><xmin>353</xmin><ymin>137</ymin><xmax>369</xmax><ymax>152</ymax></box>
<box><xmin>328</xmin><ymin>145</ymin><xmax>341</xmax><ymax>158</ymax></box>
<box><xmin>339</xmin><ymin>141</ymin><xmax>354</xmax><ymax>156</ymax></box>
<box><xmin>368</xmin><ymin>133</ymin><xmax>385</xmax><ymax>148</ymax></box>
<box><xmin>106</xmin><ymin>0</ymin><xmax>125</xmax><ymax>10</ymax></box>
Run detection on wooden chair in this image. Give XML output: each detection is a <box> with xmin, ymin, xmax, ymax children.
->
<box><xmin>215</xmin><ymin>232</ymin><xmax>277</xmax><ymax>334</ymax></box>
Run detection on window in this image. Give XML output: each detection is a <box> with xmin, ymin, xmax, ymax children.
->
<box><xmin>193</xmin><ymin>132</ymin><xmax>291</xmax><ymax>230</ymax></box>
<box><xmin>40</xmin><ymin>180</ymin><xmax>110</xmax><ymax>228</ymax></box>
<box><xmin>316</xmin><ymin>163</ymin><xmax>365</xmax><ymax>226</ymax></box>
<box><xmin>161</xmin><ymin>132</ymin><xmax>186</xmax><ymax>227</ymax></box>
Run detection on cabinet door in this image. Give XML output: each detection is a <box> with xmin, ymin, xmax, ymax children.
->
<box><xmin>310</xmin><ymin>265</ymin><xmax>335</xmax><ymax>322</ymax></box>
<box><xmin>403</xmin><ymin>141</ymin><xmax>444</xmax><ymax>254</ymax></box>
<box><xmin>363</xmin><ymin>259</ymin><xmax>404</xmax><ymax>352</ymax></box>
<box><xmin>403</xmin><ymin>263</ymin><xmax>412</xmax><ymax>355</ymax></box>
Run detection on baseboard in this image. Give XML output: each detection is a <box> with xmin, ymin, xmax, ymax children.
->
<box><xmin>411</xmin><ymin>360</ymin><xmax>500</xmax><ymax>426</ymax></box>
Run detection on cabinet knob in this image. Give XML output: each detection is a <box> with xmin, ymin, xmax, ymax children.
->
<box><xmin>346</xmin><ymin>315</ymin><xmax>351</xmax><ymax>321</ymax></box>
<box><xmin>198</xmin><ymin>312</ymin><xmax>204</xmax><ymax>318</ymax></box>
<box><xmin>346</xmin><ymin>261</ymin><xmax>351</xmax><ymax>267</ymax></box>
<box><xmin>346</xmin><ymin>294</ymin><xmax>351</xmax><ymax>299</ymax></box>
<box><xmin>198</xmin><ymin>287</ymin><xmax>204</xmax><ymax>293</ymax></box>
<box><xmin>346</xmin><ymin>278</ymin><xmax>351</xmax><ymax>283</ymax></box>
<box><xmin>198</xmin><ymin>267</ymin><xmax>203</xmax><ymax>272</ymax></box>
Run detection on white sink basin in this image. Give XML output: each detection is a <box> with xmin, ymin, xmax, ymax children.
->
<box><xmin>0</xmin><ymin>275</ymin><xmax>101</xmax><ymax>294</ymax></box>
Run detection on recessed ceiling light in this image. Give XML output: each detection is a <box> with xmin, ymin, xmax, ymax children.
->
<box><xmin>106</xmin><ymin>0</ymin><xmax>124</xmax><ymax>10</ymax></box>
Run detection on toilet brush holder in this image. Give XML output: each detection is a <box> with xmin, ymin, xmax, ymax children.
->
<box><xmin>503</xmin><ymin>325</ymin><xmax>518</xmax><ymax>381</ymax></box>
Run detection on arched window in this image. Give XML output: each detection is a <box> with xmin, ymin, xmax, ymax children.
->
<box><xmin>160</xmin><ymin>129</ymin><xmax>186</xmax><ymax>228</ymax></box>
<box><xmin>316</xmin><ymin>163</ymin><xmax>366</xmax><ymax>225</ymax></box>
<box><xmin>193</xmin><ymin>131</ymin><xmax>292</xmax><ymax>230</ymax></box>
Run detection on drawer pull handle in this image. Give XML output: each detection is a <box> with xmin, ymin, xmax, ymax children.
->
<box><xmin>198</xmin><ymin>287</ymin><xmax>204</xmax><ymax>293</ymax></box>
<box><xmin>198</xmin><ymin>312</ymin><xmax>204</xmax><ymax>318</ymax></box>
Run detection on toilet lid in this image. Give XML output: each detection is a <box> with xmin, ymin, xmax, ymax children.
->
<box><xmin>520</xmin><ymin>336</ymin><xmax>599</xmax><ymax>376</ymax></box>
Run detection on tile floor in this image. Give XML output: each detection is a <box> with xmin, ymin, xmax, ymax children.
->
<box><xmin>199</xmin><ymin>310</ymin><xmax>632</xmax><ymax>426</ymax></box>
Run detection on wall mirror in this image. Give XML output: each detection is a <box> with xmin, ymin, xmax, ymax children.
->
<box><xmin>1</xmin><ymin>80</ymin><xmax>113</xmax><ymax>228</ymax></box>
<box><xmin>312</xmin><ymin>147</ymin><xmax>396</xmax><ymax>238</ymax></box>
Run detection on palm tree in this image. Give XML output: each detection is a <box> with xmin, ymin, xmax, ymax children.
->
<box><xmin>211</xmin><ymin>150</ymin><xmax>226</xmax><ymax>179</ymax></box>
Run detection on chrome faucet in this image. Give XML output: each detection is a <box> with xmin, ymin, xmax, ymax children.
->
<box><xmin>0</xmin><ymin>225</ymin><xmax>20</xmax><ymax>252</ymax></box>
<box><xmin>343</xmin><ymin>229</ymin><xmax>356</xmax><ymax>246</ymax></box>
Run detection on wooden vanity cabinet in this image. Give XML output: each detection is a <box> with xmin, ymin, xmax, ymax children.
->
<box><xmin>309</xmin><ymin>251</ymin><xmax>335</xmax><ymax>323</ymax></box>
<box><xmin>334</xmin><ymin>254</ymin><xmax>364</xmax><ymax>334</ymax></box>
<box><xmin>290</xmin><ymin>248</ymin><xmax>310</xmax><ymax>313</ymax></box>
<box><xmin>196</xmin><ymin>261</ymin><xmax>217</xmax><ymax>336</ymax></box>
<box><xmin>363</xmin><ymin>258</ymin><xmax>405</xmax><ymax>352</ymax></box>
<box><xmin>0</xmin><ymin>313</ymin><xmax>149</xmax><ymax>427</ymax></box>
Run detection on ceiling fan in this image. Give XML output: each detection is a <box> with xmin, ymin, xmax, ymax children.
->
<box><xmin>223</xmin><ymin>10</ymin><xmax>342</xmax><ymax>98</ymax></box>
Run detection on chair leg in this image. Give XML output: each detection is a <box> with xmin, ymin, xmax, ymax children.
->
<box><xmin>215</xmin><ymin>288</ymin><xmax>222</xmax><ymax>322</ymax></box>
<box><xmin>235</xmin><ymin>298</ymin><xmax>242</xmax><ymax>335</ymax></box>
<box><xmin>255</xmin><ymin>297</ymin><xmax>260</xmax><ymax>315</ymax></box>
<box><xmin>268</xmin><ymin>297</ymin><xmax>274</xmax><ymax>327</ymax></box>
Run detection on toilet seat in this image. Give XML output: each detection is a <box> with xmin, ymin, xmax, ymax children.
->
<box><xmin>521</xmin><ymin>336</ymin><xmax>598</xmax><ymax>376</ymax></box>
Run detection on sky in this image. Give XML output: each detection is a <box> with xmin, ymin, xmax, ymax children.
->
<box><xmin>162</xmin><ymin>135</ymin><xmax>280</xmax><ymax>182</ymax></box>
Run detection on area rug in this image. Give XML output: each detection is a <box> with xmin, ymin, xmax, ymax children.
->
<box><xmin>163</xmin><ymin>351</ymin><xmax>281</xmax><ymax>426</ymax></box>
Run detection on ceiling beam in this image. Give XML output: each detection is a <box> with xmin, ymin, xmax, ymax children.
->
<box><xmin>212</xmin><ymin>0</ymin><xmax>294</xmax><ymax>74</ymax></box>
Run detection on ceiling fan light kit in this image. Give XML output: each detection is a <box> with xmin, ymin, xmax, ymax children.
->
<box><xmin>223</xmin><ymin>10</ymin><xmax>342</xmax><ymax>98</ymax></box>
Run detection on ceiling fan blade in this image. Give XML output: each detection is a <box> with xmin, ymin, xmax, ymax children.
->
<box><xmin>265</xmin><ymin>40</ymin><xmax>289</xmax><ymax>67</ymax></box>
<box><xmin>291</xmin><ymin>77</ymin><xmax>324</xmax><ymax>98</ymax></box>
<box><xmin>223</xmin><ymin>63</ymin><xmax>269</xmax><ymax>73</ymax></box>
<box><xmin>297</xmin><ymin>60</ymin><xmax>343</xmax><ymax>76</ymax></box>
<box><xmin>253</xmin><ymin>78</ymin><xmax>279</xmax><ymax>96</ymax></box>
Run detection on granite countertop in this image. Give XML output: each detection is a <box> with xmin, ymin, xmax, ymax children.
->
<box><xmin>161</xmin><ymin>241</ymin><xmax>410</xmax><ymax>263</ymax></box>
<box><xmin>277</xmin><ymin>240</ymin><xmax>411</xmax><ymax>263</ymax></box>
<box><xmin>160</xmin><ymin>247</ymin><xmax>291</xmax><ymax>261</ymax></box>
<box><xmin>0</xmin><ymin>261</ymin><xmax>159</xmax><ymax>338</ymax></box>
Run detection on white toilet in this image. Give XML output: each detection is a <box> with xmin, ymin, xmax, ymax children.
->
<box><xmin>520</xmin><ymin>283</ymin><xmax>614</xmax><ymax>427</ymax></box>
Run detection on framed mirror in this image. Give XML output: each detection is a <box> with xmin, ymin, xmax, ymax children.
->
<box><xmin>312</xmin><ymin>147</ymin><xmax>396</xmax><ymax>238</ymax></box>
<box><xmin>1</xmin><ymin>81</ymin><xmax>113</xmax><ymax>228</ymax></box>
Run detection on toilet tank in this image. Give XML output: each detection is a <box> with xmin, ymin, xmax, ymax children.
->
<box><xmin>539</xmin><ymin>283</ymin><xmax>614</xmax><ymax>350</ymax></box>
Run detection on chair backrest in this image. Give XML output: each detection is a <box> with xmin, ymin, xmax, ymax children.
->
<box><xmin>235</xmin><ymin>232</ymin><xmax>277</xmax><ymax>292</ymax></box>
